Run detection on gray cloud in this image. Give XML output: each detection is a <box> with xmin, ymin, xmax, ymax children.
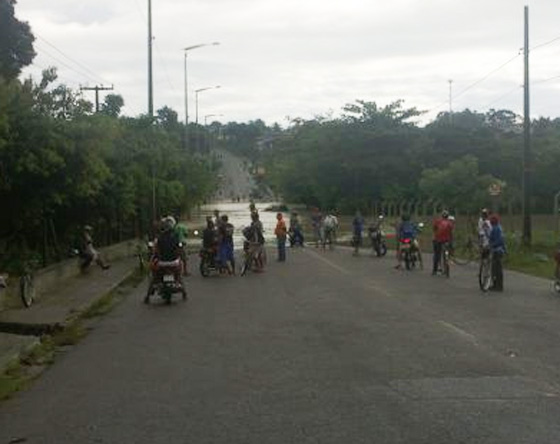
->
<box><xmin>16</xmin><ymin>0</ymin><xmax>560</xmax><ymax>125</ymax></box>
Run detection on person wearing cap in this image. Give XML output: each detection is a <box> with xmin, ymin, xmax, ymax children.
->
<box><xmin>489</xmin><ymin>214</ymin><xmax>506</xmax><ymax>291</ymax></box>
<box><xmin>478</xmin><ymin>208</ymin><xmax>492</xmax><ymax>252</ymax></box>
<box><xmin>81</xmin><ymin>225</ymin><xmax>110</xmax><ymax>271</ymax></box>
<box><xmin>432</xmin><ymin>210</ymin><xmax>455</xmax><ymax>275</ymax></box>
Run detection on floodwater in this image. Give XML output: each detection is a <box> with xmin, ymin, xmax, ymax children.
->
<box><xmin>188</xmin><ymin>201</ymin><xmax>286</xmax><ymax>249</ymax></box>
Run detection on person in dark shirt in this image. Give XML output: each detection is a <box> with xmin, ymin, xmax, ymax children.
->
<box><xmin>155</xmin><ymin>216</ymin><xmax>180</xmax><ymax>262</ymax></box>
<box><xmin>489</xmin><ymin>215</ymin><xmax>506</xmax><ymax>291</ymax></box>
<box><xmin>202</xmin><ymin>217</ymin><xmax>218</xmax><ymax>251</ymax></box>
<box><xmin>218</xmin><ymin>215</ymin><xmax>235</xmax><ymax>274</ymax></box>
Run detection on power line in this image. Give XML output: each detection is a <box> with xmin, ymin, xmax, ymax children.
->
<box><xmin>153</xmin><ymin>42</ymin><xmax>179</xmax><ymax>96</ymax></box>
<box><xmin>530</xmin><ymin>35</ymin><xmax>560</xmax><ymax>52</ymax></box>
<box><xmin>26</xmin><ymin>61</ymin><xmax>83</xmax><ymax>89</ymax></box>
<box><xmin>35</xmin><ymin>33</ymin><xmax>111</xmax><ymax>85</ymax></box>
<box><xmin>532</xmin><ymin>74</ymin><xmax>560</xmax><ymax>85</ymax></box>
<box><xmin>426</xmin><ymin>51</ymin><xmax>521</xmax><ymax>115</ymax></box>
<box><xmin>35</xmin><ymin>43</ymin><xmax>103</xmax><ymax>86</ymax></box>
<box><xmin>453</xmin><ymin>52</ymin><xmax>522</xmax><ymax>102</ymax></box>
<box><xmin>480</xmin><ymin>85</ymin><xmax>521</xmax><ymax>110</ymax></box>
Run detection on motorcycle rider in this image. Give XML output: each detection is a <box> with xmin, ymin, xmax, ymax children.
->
<box><xmin>202</xmin><ymin>217</ymin><xmax>218</xmax><ymax>254</ymax></box>
<box><xmin>432</xmin><ymin>210</ymin><xmax>455</xmax><ymax>275</ymax></box>
<box><xmin>395</xmin><ymin>214</ymin><xmax>421</xmax><ymax>269</ymax></box>
<box><xmin>146</xmin><ymin>216</ymin><xmax>184</xmax><ymax>302</ymax></box>
<box><xmin>368</xmin><ymin>215</ymin><xmax>385</xmax><ymax>255</ymax></box>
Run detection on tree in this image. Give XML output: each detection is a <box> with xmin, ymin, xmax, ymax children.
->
<box><xmin>100</xmin><ymin>94</ymin><xmax>124</xmax><ymax>118</ymax></box>
<box><xmin>342</xmin><ymin>99</ymin><xmax>423</xmax><ymax>128</ymax></box>
<box><xmin>419</xmin><ymin>155</ymin><xmax>498</xmax><ymax>215</ymax></box>
<box><xmin>0</xmin><ymin>0</ymin><xmax>36</xmax><ymax>80</ymax></box>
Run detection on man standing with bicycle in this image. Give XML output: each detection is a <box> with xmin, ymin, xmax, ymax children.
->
<box><xmin>478</xmin><ymin>209</ymin><xmax>492</xmax><ymax>252</ymax></box>
<box><xmin>489</xmin><ymin>215</ymin><xmax>506</xmax><ymax>291</ymax></box>
<box><xmin>432</xmin><ymin>210</ymin><xmax>454</xmax><ymax>275</ymax></box>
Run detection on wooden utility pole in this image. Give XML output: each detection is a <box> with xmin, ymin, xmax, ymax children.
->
<box><xmin>80</xmin><ymin>85</ymin><xmax>114</xmax><ymax>112</ymax></box>
<box><xmin>147</xmin><ymin>0</ymin><xmax>154</xmax><ymax>118</ymax></box>
<box><xmin>522</xmin><ymin>5</ymin><xmax>532</xmax><ymax>246</ymax></box>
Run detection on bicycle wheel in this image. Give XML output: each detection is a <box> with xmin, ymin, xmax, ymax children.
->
<box><xmin>453</xmin><ymin>238</ymin><xmax>477</xmax><ymax>265</ymax></box>
<box><xmin>443</xmin><ymin>250</ymin><xmax>450</xmax><ymax>278</ymax></box>
<box><xmin>20</xmin><ymin>273</ymin><xmax>35</xmax><ymax>308</ymax></box>
<box><xmin>240</xmin><ymin>255</ymin><xmax>250</xmax><ymax>276</ymax></box>
<box><xmin>479</xmin><ymin>258</ymin><xmax>492</xmax><ymax>292</ymax></box>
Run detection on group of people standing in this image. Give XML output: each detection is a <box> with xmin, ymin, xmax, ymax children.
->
<box><xmin>202</xmin><ymin>210</ymin><xmax>235</xmax><ymax>274</ymax></box>
<box><xmin>349</xmin><ymin>207</ymin><xmax>507</xmax><ymax>291</ymax></box>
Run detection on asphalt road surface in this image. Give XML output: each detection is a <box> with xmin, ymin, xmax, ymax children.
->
<box><xmin>2</xmin><ymin>246</ymin><xmax>560</xmax><ymax>443</ymax></box>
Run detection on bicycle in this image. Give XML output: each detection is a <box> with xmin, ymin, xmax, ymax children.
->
<box><xmin>240</xmin><ymin>241</ymin><xmax>264</xmax><ymax>276</ymax></box>
<box><xmin>0</xmin><ymin>263</ymin><xmax>37</xmax><ymax>308</ymax></box>
<box><xmin>441</xmin><ymin>242</ymin><xmax>451</xmax><ymax>278</ymax></box>
<box><xmin>452</xmin><ymin>235</ymin><xmax>479</xmax><ymax>266</ymax></box>
<box><xmin>478</xmin><ymin>248</ymin><xmax>492</xmax><ymax>292</ymax></box>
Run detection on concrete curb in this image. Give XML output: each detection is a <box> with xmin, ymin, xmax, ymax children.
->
<box><xmin>0</xmin><ymin>265</ymin><xmax>138</xmax><ymax>375</ymax></box>
<box><xmin>0</xmin><ymin>334</ymin><xmax>41</xmax><ymax>374</ymax></box>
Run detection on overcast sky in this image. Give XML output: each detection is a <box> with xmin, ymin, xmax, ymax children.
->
<box><xmin>15</xmin><ymin>0</ymin><xmax>560</xmax><ymax>126</ymax></box>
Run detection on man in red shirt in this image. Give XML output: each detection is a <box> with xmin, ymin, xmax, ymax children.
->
<box><xmin>432</xmin><ymin>210</ymin><xmax>454</xmax><ymax>275</ymax></box>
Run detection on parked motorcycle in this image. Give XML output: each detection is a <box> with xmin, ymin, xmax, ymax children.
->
<box><xmin>368</xmin><ymin>228</ymin><xmax>387</xmax><ymax>257</ymax></box>
<box><xmin>199</xmin><ymin>247</ymin><xmax>233</xmax><ymax>277</ymax></box>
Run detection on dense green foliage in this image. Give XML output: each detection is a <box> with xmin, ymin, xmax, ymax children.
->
<box><xmin>248</xmin><ymin>101</ymin><xmax>560</xmax><ymax>216</ymax></box>
<box><xmin>0</xmin><ymin>70</ymin><xmax>216</xmax><ymax>268</ymax></box>
<box><xmin>0</xmin><ymin>0</ymin><xmax>35</xmax><ymax>80</ymax></box>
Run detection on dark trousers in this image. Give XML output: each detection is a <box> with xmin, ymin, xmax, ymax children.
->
<box><xmin>492</xmin><ymin>251</ymin><xmax>504</xmax><ymax>290</ymax></box>
<box><xmin>432</xmin><ymin>241</ymin><xmax>442</xmax><ymax>273</ymax></box>
<box><xmin>277</xmin><ymin>237</ymin><xmax>286</xmax><ymax>261</ymax></box>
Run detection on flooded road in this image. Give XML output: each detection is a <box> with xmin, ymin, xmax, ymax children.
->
<box><xmin>190</xmin><ymin>201</ymin><xmax>285</xmax><ymax>248</ymax></box>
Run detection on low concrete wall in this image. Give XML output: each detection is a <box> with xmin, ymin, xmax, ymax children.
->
<box><xmin>0</xmin><ymin>239</ymin><xmax>140</xmax><ymax>311</ymax></box>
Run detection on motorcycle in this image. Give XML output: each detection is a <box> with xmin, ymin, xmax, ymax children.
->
<box><xmin>368</xmin><ymin>227</ymin><xmax>387</xmax><ymax>257</ymax></box>
<box><xmin>199</xmin><ymin>246</ymin><xmax>233</xmax><ymax>277</ymax></box>
<box><xmin>400</xmin><ymin>238</ymin><xmax>420</xmax><ymax>270</ymax></box>
<box><xmin>145</xmin><ymin>243</ymin><xmax>187</xmax><ymax>304</ymax></box>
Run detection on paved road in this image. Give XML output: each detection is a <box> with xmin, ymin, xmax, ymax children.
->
<box><xmin>213</xmin><ymin>150</ymin><xmax>255</xmax><ymax>202</ymax></box>
<box><xmin>1</xmin><ymin>247</ymin><xmax>560</xmax><ymax>443</ymax></box>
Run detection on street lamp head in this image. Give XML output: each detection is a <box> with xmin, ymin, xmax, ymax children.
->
<box><xmin>183</xmin><ymin>42</ymin><xmax>221</xmax><ymax>52</ymax></box>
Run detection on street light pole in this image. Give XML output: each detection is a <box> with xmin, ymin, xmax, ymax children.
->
<box><xmin>204</xmin><ymin>114</ymin><xmax>223</xmax><ymax>126</ymax></box>
<box><xmin>147</xmin><ymin>0</ymin><xmax>153</xmax><ymax>118</ymax></box>
<box><xmin>183</xmin><ymin>42</ymin><xmax>219</xmax><ymax>149</ymax></box>
<box><xmin>195</xmin><ymin>85</ymin><xmax>221</xmax><ymax>125</ymax></box>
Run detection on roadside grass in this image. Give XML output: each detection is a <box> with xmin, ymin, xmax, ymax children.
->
<box><xmin>0</xmin><ymin>268</ymin><xmax>145</xmax><ymax>401</ymax></box>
